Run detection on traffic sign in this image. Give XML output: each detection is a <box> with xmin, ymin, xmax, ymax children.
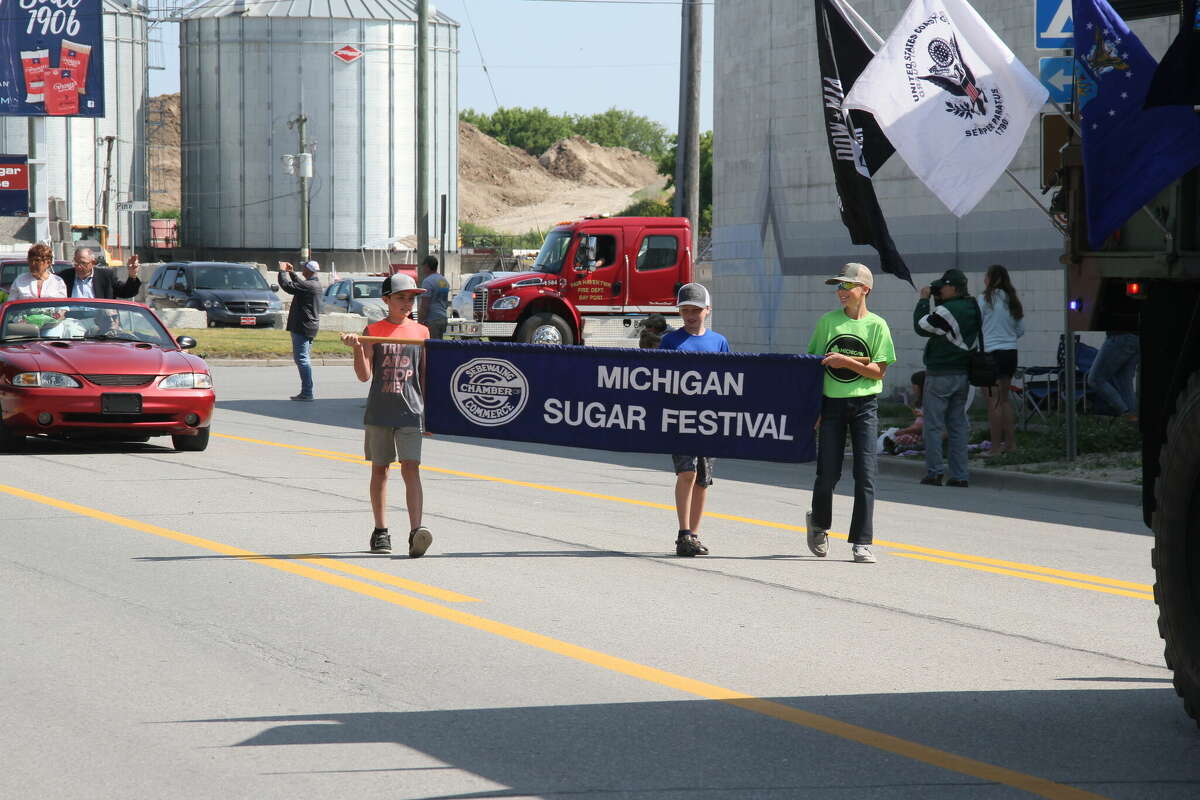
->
<box><xmin>116</xmin><ymin>200</ymin><xmax>148</xmax><ymax>213</ymax></box>
<box><xmin>1039</xmin><ymin>57</ymin><xmax>1075</xmax><ymax>103</ymax></box>
<box><xmin>1036</xmin><ymin>0</ymin><xmax>1073</xmax><ymax>49</ymax></box>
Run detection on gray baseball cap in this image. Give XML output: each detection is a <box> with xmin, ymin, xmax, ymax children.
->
<box><xmin>302</xmin><ymin>259</ymin><xmax>320</xmax><ymax>273</ymax></box>
<box><xmin>676</xmin><ymin>282</ymin><xmax>711</xmax><ymax>309</ymax></box>
<box><xmin>825</xmin><ymin>262</ymin><xmax>873</xmax><ymax>289</ymax></box>
<box><xmin>382</xmin><ymin>273</ymin><xmax>426</xmax><ymax>296</ymax></box>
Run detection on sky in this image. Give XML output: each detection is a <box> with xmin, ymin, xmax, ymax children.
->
<box><xmin>149</xmin><ymin>0</ymin><xmax>715</xmax><ymax>132</ymax></box>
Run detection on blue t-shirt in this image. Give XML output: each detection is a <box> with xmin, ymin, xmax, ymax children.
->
<box><xmin>659</xmin><ymin>328</ymin><xmax>730</xmax><ymax>353</ymax></box>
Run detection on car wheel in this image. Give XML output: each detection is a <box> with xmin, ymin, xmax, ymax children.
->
<box><xmin>0</xmin><ymin>418</ymin><xmax>25</xmax><ymax>451</ymax></box>
<box><xmin>516</xmin><ymin>312</ymin><xmax>574</xmax><ymax>346</ymax></box>
<box><xmin>173</xmin><ymin>427</ymin><xmax>210</xmax><ymax>452</ymax></box>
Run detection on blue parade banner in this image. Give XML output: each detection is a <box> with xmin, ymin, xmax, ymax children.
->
<box><xmin>425</xmin><ymin>341</ymin><xmax>824</xmax><ymax>463</ymax></box>
<box><xmin>0</xmin><ymin>0</ymin><xmax>105</xmax><ymax>118</ymax></box>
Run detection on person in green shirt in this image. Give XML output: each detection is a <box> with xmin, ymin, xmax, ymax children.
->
<box><xmin>805</xmin><ymin>263</ymin><xmax>896</xmax><ymax>564</ymax></box>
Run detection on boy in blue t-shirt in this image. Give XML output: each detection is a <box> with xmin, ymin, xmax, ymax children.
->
<box><xmin>660</xmin><ymin>283</ymin><xmax>730</xmax><ymax>556</ymax></box>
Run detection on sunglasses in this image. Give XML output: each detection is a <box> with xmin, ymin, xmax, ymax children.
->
<box><xmin>835</xmin><ymin>281</ymin><xmax>862</xmax><ymax>291</ymax></box>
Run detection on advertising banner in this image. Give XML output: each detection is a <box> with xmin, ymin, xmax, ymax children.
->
<box><xmin>0</xmin><ymin>154</ymin><xmax>28</xmax><ymax>215</ymax></box>
<box><xmin>425</xmin><ymin>341</ymin><xmax>824</xmax><ymax>463</ymax></box>
<box><xmin>0</xmin><ymin>0</ymin><xmax>105</xmax><ymax>117</ymax></box>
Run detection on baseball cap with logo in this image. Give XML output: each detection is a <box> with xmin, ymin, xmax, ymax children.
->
<box><xmin>676</xmin><ymin>282</ymin><xmax>711</xmax><ymax>309</ymax></box>
<box><xmin>825</xmin><ymin>262</ymin><xmax>874</xmax><ymax>290</ymax></box>
<box><xmin>381</xmin><ymin>273</ymin><xmax>426</xmax><ymax>296</ymax></box>
<box><xmin>302</xmin><ymin>260</ymin><xmax>320</xmax><ymax>272</ymax></box>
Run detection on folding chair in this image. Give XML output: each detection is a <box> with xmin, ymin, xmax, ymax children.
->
<box><xmin>1016</xmin><ymin>335</ymin><xmax>1095</xmax><ymax>427</ymax></box>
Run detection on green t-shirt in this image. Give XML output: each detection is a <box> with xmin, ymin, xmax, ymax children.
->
<box><xmin>807</xmin><ymin>309</ymin><xmax>896</xmax><ymax>398</ymax></box>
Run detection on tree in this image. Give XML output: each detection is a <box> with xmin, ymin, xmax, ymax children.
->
<box><xmin>656</xmin><ymin>130</ymin><xmax>713</xmax><ymax>234</ymax></box>
<box><xmin>461</xmin><ymin>106</ymin><xmax>574</xmax><ymax>156</ymax></box>
<box><xmin>573</xmin><ymin>108</ymin><xmax>669</xmax><ymax>159</ymax></box>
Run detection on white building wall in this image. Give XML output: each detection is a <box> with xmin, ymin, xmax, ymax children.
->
<box><xmin>712</xmin><ymin>0</ymin><xmax>1179</xmax><ymax>391</ymax></box>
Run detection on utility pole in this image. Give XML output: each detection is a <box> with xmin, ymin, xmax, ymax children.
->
<box><xmin>101</xmin><ymin>135</ymin><xmax>116</xmax><ymax>230</ymax></box>
<box><xmin>288</xmin><ymin>114</ymin><xmax>311</xmax><ymax>260</ymax></box>
<box><xmin>673</xmin><ymin>0</ymin><xmax>702</xmax><ymax>253</ymax></box>
<box><xmin>416</xmin><ymin>0</ymin><xmax>431</xmax><ymax>265</ymax></box>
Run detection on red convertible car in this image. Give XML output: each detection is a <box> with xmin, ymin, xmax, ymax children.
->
<box><xmin>0</xmin><ymin>298</ymin><xmax>215</xmax><ymax>451</ymax></box>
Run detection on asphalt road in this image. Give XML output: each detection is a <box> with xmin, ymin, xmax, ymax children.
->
<box><xmin>1</xmin><ymin>364</ymin><xmax>1195</xmax><ymax>799</ymax></box>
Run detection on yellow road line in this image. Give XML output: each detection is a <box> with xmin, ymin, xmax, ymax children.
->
<box><xmin>293</xmin><ymin>556</ymin><xmax>479</xmax><ymax>603</ymax></box>
<box><xmin>0</xmin><ymin>483</ymin><xmax>1106</xmax><ymax>800</ymax></box>
<box><xmin>215</xmin><ymin>432</ymin><xmax>1150</xmax><ymax>598</ymax></box>
<box><xmin>893</xmin><ymin>554</ymin><xmax>1154</xmax><ymax>600</ymax></box>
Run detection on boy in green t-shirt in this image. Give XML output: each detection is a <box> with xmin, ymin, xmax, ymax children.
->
<box><xmin>805</xmin><ymin>263</ymin><xmax>896</xmax><ymax>563</ymax></box>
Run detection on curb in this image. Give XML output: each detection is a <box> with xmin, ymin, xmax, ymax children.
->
<box><xmin>876</xmin><ymin>454</ymin><xmax>1142</xmax><ymax>505</ymax></box>
<box><xmin>207</xmin><ymin>358</ymin><xmax>353</xmax><ymax>367</ymax></box>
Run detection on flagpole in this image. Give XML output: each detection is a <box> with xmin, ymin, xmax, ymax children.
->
<box><xmin>834</xmin><ymin>0</ymin><xmax>1065</xmax><ymax>234</ymax></box>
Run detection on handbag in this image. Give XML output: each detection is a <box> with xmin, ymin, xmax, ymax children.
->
<box><xmin>966</xmin><ymin>300</ymin><xmax>996</xmax><ymax>388</ymax></box>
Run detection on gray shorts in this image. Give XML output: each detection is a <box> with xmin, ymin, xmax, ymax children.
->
<box><xmin>364</xmin><ymin>425</ymin><xmax>423</xmax><ymax>465</ymax></box>
<box><xmin>672</xmin><ymin>454</ymin><xmax>714</xmax><ymax>487</ymax></box>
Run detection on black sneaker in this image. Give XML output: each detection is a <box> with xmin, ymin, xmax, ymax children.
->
<box><xmin>408</xmin><ymin>527</ymin><xmax>433</xmax><ymax>558</ymax></box>
<box><xmin>947</xmin><ymin>479</ymin><xmax>969</xmax><ymax>488</ymax></box>
<box><xmin>675</xmin><ymin>533</ymin><xmax>709</xmax><ymax>557</ymax></box>
<box><xmin>920</xmin><ymin>473</ymin><xmax>944</xmax><ymax>486</ymax></box>
<box><xmin>290</xmin><ymin>394</ymin><xmax>314</xmax><ymax>402</ymax></box>
<box><xmin>369</xmin><ymin>528</ymin><xmax>392</xmax><ymax>554</ymax></box>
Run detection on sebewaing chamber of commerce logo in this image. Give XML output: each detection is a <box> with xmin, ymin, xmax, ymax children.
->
<box><xmin>450</xmin><ymin>358</ymin><xmax>530</xmax><ymax>427</ymax></box>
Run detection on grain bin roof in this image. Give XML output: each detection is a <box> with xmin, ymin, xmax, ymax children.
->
<box><xmin>182</xmin><ymin>0</ymin><xmax>458</xmax><ymax>23</ymax></box>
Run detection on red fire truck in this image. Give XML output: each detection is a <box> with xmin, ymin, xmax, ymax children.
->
<box><xmin>446</xmin><ymin>216</ymin><xmax>694</xmax><ymax>347</ymax></box>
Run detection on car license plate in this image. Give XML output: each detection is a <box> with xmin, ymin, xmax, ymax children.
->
<box><xmin>240</xmin><ymin>316</ymin><xmax>256</xmax><ymax>326</ymax></box>
<box><xmin>101</xmin><ymin>393</ymin><xmax>142</xmax><ymax>415</ymax></box>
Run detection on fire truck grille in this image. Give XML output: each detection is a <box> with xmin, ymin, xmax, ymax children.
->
<box><xmin>473</xmin><ymin>292</ymin><xmax>487</xmax><ymax>320</ymax></box>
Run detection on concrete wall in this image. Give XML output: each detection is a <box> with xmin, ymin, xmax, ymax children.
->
<box><xmin>711</xmin><ymin>0</ymin><xmax>1177</xmax><ymax>391</ymax></box>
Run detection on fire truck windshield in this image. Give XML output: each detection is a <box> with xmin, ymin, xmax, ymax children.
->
<box><xmin>533</xmin><ymin>230</ymin><xmax>572</xmax><ymax>274</ymax></box>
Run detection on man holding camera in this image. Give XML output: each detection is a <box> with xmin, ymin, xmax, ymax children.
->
<box><xmin>913</xmin><ymin>268</ymin><xmax>981</xmax><ymax>488</ymax></box>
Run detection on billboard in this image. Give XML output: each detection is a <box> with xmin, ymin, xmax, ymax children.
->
<box><xmin>0</xmin><ymin>0</ymin><xmax>105</xmax><ymax>117</ymax></box>
<box><xmin>0</xmin><ymin>155</ymin><xmax>28</xmax><ymax>216</ymax></box>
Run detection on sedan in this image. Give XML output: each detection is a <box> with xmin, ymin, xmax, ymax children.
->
<box><xmin>0</xmin><ymin>298</ymin><xmax>215</xmax><ymax>451</ymax></box>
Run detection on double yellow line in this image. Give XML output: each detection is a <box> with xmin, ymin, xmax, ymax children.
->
<box><xmin>0</xmin><ymin>482</ymin><xmax>1108</xmax><ymax>799</ymax></box>
<box><xmin>215</xmin><ymin>432</ymin><xmax>1153</xmax><ymax>601</ymax></box>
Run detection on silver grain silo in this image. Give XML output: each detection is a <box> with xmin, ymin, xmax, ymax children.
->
<box><xmin>180</xmin><ymin>0</ymin><xmax>459</xmax><ymax>264</ymax></box>
<box><xmin>0</xmin><ymin>0</ymin><xmax>149</xmax><ymax>254</ymax></box>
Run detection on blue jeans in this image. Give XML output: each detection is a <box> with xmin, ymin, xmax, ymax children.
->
<box><xmin>1087</xmin><ymin>333</ymin><xmax>1139</xmax><ymax>415</ymax></box>
<box><xmin>924</xmin><ymin>373</ymin><xmax>970</xmax><ymax>481</ymax></box>
<box><xmin>810</xmin><ymin>395</ymin><xmax>878</xmax><ymax>545</ymax></box>
<box><xmin>291</xmin><ymin>331</ymin><xmax>314</xmax><ymax>398</ymax></box>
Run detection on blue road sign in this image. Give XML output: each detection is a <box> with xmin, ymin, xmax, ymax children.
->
<box><xmin>1039</xmin><ymin>57</ymin><xmax>1075</xmax><ymax>103</ymax></box>
<box><xmin>1036</xmin><ymin>0</ymin><xmax>1073</xmax><ymax>49</ymax></box>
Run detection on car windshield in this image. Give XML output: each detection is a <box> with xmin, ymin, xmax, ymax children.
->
<box><xmin>0</xmin><ymin>301</ymin><xmax>174</xmax><ymax>348</ymax></box>
<box><xmin>533</xmin><ymin>231</ymin><xmax>572</xmax><ymax>274</ymax></box>
<box><xmin>353</xmin><ymin>282</ymin><xmax>383</xmax><ymax>299</ymax></box>
<box><xmin>193</xmin><ymin>266</ymin><xmax>270</xmax><ymax>291</ymax></box>
<box><xmin>1</xmin><ymin>263</ymin><xmax>23</xmax><ymax>288</ymax></box>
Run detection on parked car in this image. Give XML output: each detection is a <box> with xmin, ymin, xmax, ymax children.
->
<box><xmin>324</xmin><ymin>275</ymin><xmax>386</xmax><ymax>321</ymax></box>
<box><xmin>1</xmin><ymin>259</ymin><xmax>73</xmax><ymax>295</ymax></box>
<box><xmin>449</xmin><ymin>271</ymin><xmax>522</xmax><ymax>320</ymax></box>
<box><xmin>0</xmin><ymin>297</ymin><xmax>215</xmax><ymax>451</ymax></box>
<box><xmin>145</xmin><ymin>261</ymin><xmax>283</xmax><ymax>328</ymax></box>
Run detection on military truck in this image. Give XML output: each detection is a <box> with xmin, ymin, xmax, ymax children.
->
<box><xmin>1062</xmin><ymin>0</ymin><xmax>1200</xmax><ymax>725</ymax></box>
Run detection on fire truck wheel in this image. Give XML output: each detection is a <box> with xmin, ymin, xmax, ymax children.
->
<box><xmin>516</xmin><ymin>313</ymin><xmax>575</xmax><ymax>346</ymax></box>
<box><xmin>1153</xmin><ymin>370</ymin><xmax>1200</xmax><ymax>727</ymax></box>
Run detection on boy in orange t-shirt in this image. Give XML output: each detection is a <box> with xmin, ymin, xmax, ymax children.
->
<box><xmin>340</xmin><ymin>274</ymin><xmax>432</xmax><ymax>558</ymax></box>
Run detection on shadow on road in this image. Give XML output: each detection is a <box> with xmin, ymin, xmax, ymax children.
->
<box><xmin>173</xmin><ymin>688</ymin><xmax>1197</xmax><ymax>798</ymax></box>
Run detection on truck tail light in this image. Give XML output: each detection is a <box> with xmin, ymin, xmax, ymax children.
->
<box><xmin>1125</xmin><ymin>281</ymin><xmax>1145</xmax><ymax>298</ymax></box>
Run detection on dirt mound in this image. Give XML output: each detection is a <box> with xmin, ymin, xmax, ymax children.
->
<box><xmin>147</xmin><ymin>93</ymin><xmax>181</xmax><ymax>212</ymax></box>
<box><xmin>538</xmin><ymin>136</ymin><xmax>660</xmax><ymax>188</ymax></box>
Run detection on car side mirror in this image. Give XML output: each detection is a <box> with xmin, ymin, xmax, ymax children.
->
<box><xmin>176</xmin><ymin>335</ymin><xmax>197</xmax><ymax>350</ymax></box>
<box><xmin>336</xmin><ymin>291</ymin><xmax>349</xmax><ymax>301</ymax></box>
<box><xmin>270</xmin><ymin>284</ymin><xmax>279</xmax><ymax>292</ymax></box>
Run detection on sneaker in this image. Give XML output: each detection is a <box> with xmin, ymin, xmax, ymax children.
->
<box><xmin>805</xmin><ymin>511</ymin><xmax>829</xmax><ymax>557</ymax></box>
<box><xmin>369</xmin><ymin>528</ymin><xmax>392</xmax><ymax>554</ymax></box>
<box><xmin>675</xmin><ymin>533</ymin><xmax>709</xmax><ymax>557</ymax></box>
<box><xmin>920</xmin><ymin>473</ymin><xmax>944</xmax><ymax>486</ymax></box>
<box><xmin>408</xmin><ymin>527</ymin><xmax>433</xmax><ymax>558</ymax></box>
<box><xmin>946</xmin><ymin>478</ymin><xmax>969</xmax><ymax>488</ymax></box>
<box><xmin>290</xmin><ymin>394</ymin><xmax>314</xmax><ymax>402</ymax></box>
<box><xmin>852</xmin><ymin>544</ymin><xmax>877</xmax><ymax>563</ymax></box>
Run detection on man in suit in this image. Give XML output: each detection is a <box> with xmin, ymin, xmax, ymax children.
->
<box><xmin>59</xmin><ymin>248</ymin><xmax>141</xmax><ymax>299</ymax></box>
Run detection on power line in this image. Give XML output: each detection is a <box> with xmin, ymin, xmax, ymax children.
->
<box><xmin>461</xmin><ymin>0</ymin><xmax>499</xmax><ymax>110</ymax></box>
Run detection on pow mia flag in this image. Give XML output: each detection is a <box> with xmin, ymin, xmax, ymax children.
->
<box><xmin>816</xmin><ymin>0</ymin><xmax>913</xmax><ymax>287</ymax></box>
<box><xmin>842</xmin><ymin>0</ymin><xmax>1047</xmax><ymax>217</ymax></box>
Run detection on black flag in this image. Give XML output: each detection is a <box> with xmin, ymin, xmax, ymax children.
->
<box><xmin>815</xmin><ymin>0</ymin><xmax>912</xmax><ymax>286</ymax></box>
<box><xmin>1145</xmin><ymin>0</ymin><xmax>1199</xmax><ymax>109</ymax></box>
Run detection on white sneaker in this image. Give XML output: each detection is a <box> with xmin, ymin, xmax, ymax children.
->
<box><xmin>805</xmin><ymin>512</ymin><xmax>829</xmax><ymax>557</ymax></box>
<box><xmin>852</xmin><ymin>544</ymin><xmax>876</xmax><ymax>563</ymax></box>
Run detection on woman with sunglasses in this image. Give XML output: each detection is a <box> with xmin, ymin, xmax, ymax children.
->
<box><xmin>804</xmin><ymin>263</ymin><xmax>895</xmax><ymax>564</ymax></box>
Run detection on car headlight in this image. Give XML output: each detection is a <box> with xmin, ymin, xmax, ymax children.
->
<box><xmin>12</xmin><ymin>371</ymin><xmax>81</xmax><ymax>388</ymax></box>
<box><xmin>268</xmin><ymin>299</ymin><xmax>282</xmax><ymax>309</ymax></box>
<box><xmin>491</xmin><ymin>296</ymin><xmax>520</xmax><ymax>311</ymax></box>
<box><xmin>160</xmin><ymin>372</ymin><xmax>214</xmax><ymax>389</ymax></box>
<box><xmin>202</xmin><ymin>299</ymin><xmax>223</xmax><ymax>309</ymax></box>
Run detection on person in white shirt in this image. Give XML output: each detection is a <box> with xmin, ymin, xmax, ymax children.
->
<box><xmin>979</xmin><ymin>264</ymin><xmax>1025</xmax><ymax>456</ymax></box>
<box><xmin>10</xmin><ymin>243</ymin><xmax>67</xmax><ymax>300</ymax></box>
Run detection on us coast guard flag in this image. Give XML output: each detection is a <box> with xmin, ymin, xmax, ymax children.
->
<box><xmin>842</xmin><ymin>0</ymin><xmax>1048</xmax><ymax>216</ymax></box>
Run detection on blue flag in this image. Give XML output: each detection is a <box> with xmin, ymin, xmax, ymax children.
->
<box><xmin>1073</xmin><ymin>0</ymin><xmax>1200</xmax><ymax>248</ymax></box>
